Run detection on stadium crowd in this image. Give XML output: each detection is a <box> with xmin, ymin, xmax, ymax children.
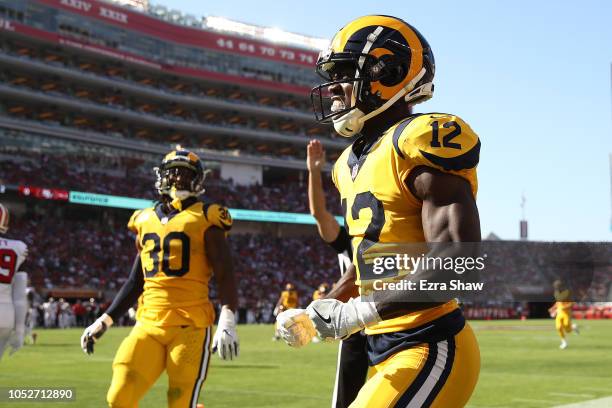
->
<box><xmin>0</xmin><ymin>148</ymin><xmax>343</xmax><ymax>214</ymax></box>
<box><xmin>11</xmin><ymin>213</ymin><xmax>342</xmax><ymax>326</ymax></box>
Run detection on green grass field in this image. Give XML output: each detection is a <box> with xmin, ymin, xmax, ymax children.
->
<box><xmin>1</xmin><ymin>320</ymin><xmax>611</xmax><ymax>408</ymax></box>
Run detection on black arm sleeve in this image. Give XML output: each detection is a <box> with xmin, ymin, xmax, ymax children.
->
<box><xmin>105</xmin><ymin>255</ymin><xmax>144</xmax><ymax>322</ymax></box>
<box><xmin>327</xmin><ymin>226</ymin><xmax>352</xmax><ymax>256</ymax></box>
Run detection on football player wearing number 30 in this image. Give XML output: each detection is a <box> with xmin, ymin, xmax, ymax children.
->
<box><xmin>80</xmin><ymin>149</ymin><xmax>239</xmax><ymax>408</ymax></box>
<box><xmin>277</xmin><ymin>16</ymin><xmax>481</xmax><ymax>407</ymax></box>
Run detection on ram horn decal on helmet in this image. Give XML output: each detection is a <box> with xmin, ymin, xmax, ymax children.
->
<box><xmin>311</xmin><ymin>15</ymin><xmax>435</xmax><ymax>137</ymax></box>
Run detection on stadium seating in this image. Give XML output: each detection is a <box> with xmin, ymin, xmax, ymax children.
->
<box><xmin>11</xmin><ymin>215</ymin><xmax>341</xmax><ymax>327</ymax></box>
<box><xmin>0</xmin><ymin>149</ymin><xmax>343</xmax><ymax>214</ymax></box>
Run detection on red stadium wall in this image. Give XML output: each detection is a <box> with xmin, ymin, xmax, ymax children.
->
<box><xmin>36</xmin><ymin>0</ymin><xmax>319</xmax><ymax>67</ymax></box>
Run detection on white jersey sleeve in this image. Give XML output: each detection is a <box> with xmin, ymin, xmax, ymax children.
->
<box><xmin>0</xmin><ymin>238</ymin><xmax>28</xmax><ymax>305</ymax></box>
<box><xmin>0</xmin><ymin>238</ymin><xmax>28</xmax><ymax>284</ymax></box>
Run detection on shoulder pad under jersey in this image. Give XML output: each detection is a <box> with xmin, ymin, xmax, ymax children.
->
<box><xmin>203</xmin><ymin>203</ymin><xmax>233</xmax><ymax>231</ymax></box>
<box><xmin>127</xmin><ymin>209</ymin><xmax>145</xmax><ymax>233</ymax></box>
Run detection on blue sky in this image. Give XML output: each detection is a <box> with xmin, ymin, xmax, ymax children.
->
<box><xmin>169</xmin><ymin>0</ymin><xmax>612</xmax><ymax>241</ymax></box>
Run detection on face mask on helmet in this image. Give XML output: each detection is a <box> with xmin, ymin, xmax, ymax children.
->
<box><xmin>310</xmin><ymin>17</ymin><xmax>435</xmax><ymax>137</ymax></box>
<box><xmin>154</xmin><ymin>151</ymin><xmax>207</xmax><ymax>200</ymax></box>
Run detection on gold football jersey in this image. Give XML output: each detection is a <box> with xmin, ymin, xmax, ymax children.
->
<box><xmin>127</xmin><ymin>199</ymin><xmax>232</xmax><ymax>328</ymax></box>
<box><xmin>280</xmin><ymin>290</ymin><xmax>299</xmax><ymax>309</ymax></box>
<box><xmin>554</xmin><ymin>289</ymin><xmax>573</xmax><ymax>313</ymax></box>
<box><xmin>556</xmin><ymin>301</ymin><xmax>574</xmax><ymax>313</ymax></box>
<box><xmin>332</xmin><ymin>113</ymin><xmax>480</xmax><ymax>334</ymax></box>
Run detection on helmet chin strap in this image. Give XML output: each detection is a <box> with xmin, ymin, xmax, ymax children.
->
<box><xmin>168</xmin><ymin>189</ymin><xmax>196</xmax><ymax>211</ymax></box>
<box><xmin>333</xmin><ymin>67</ymin><xmax>428</xmax><ymax>137</ymax></box>
<box><xmin>170</xmin><ymin>187</ymin><xmax>195</xmax><ymax>201</ymax></box>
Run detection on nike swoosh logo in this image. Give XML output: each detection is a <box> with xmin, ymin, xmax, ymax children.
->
<box><xmin>313</xmin><ymin>308</ymin><xmax>331</xmax><ymax>324</ymax></box>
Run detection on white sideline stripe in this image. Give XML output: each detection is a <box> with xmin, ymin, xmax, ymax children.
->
<box><xmin>406</xmin><ymin>340</ymin><xmax>449</xmax><ymax>408</ymax></box>
<box><xmin>581</xmin><ymin>387</ymin><xmax>612</xmax><ymax>392</ymax></box>
<box><xmin>549</xmin><ymin>392</ymin><xmax>594</xmax><ymax>398</ymax></box>
<box><xmin>513</xmin><ymin>398</ymin><xmax>561</xmax><ymax>404</ymax></box>
<box><xmin>331</xmin><ymin>340</ymin><xmax>342</xmax><ymax>408</ymax></box>
<box><xmin>552</xmin><ymin>396</ymin><xmax>612</xmax><ymax>408</ymax></box>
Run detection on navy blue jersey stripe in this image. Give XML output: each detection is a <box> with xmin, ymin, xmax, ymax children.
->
<box><xmin>392</xmin><ymin>114</ymin><xmax>422</xmax><ymax>159</ymax></box>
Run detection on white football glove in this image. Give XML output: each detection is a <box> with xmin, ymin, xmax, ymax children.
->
<box><xmin>80</xmin><ymin>313</ymin><xmax>113</xmax><ymax>355</ymax></box>
<box><xmin>276</xmin><ymin>308</ymin><xmax>317</xmax><ymax>348</ymax></box>
<box><xmin>212</xmin><ymin>306</ymin><xmax>239</xmax><ymax>360</ymax></box>
<box><xmin>305</xmin><ymin>297</ymin><xmax>380</xmax><ymax>341</ymax></box>
<box><xmin>8</xmin><ymin>327</ymin><xmax>25</xmax><ymax>355</ymax></box>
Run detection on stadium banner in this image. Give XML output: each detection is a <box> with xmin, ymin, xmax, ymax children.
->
<box><xmin>230</xmin><ymin>208</ymin><xmax>344</xmax><ymax>225</ymax></box>
<box><xmin>69</xmin><ymin>191</ymin><xmax>153</xmax><ymax>209</ymax></box>
<box><xmin>19</xmin><ymin>185</ymin><xmax>69</xmax><ymax>201</ymax></box>
<box><xmin>68</xmin><ymin>191</ymin><xmax>343</xmax><ymax>224</ymax></box>
<box><xmin>37</xmin><ymin>0</ymin><xmax>319</xmax><ymax>67</ymax></box>
<box><xmin>2</xmin><ymin>21</ymin><xmax>310</xmax><ymax>95</ymax></box>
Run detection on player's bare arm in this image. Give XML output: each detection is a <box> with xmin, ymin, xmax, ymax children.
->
<box><xmin>370</xmin><ymin>166</ymin><xmax>482</xmax><ymax>320</ymax></box>
<box><xmin>307</xmin><ymin>138</ymin><xmax>359</xmax><ymax>302</ymax></box>
<box><xmin>81</xmin><ymin>254</ymin><xmax>144</xmax><ymax>354</ymax></box>
<box><xmin>411</xmin><ymin>166</ymin><xmax>481</xmax><ymax>242</ymax></box>
<box><xmin>307</xmin><ymin>139</ymin><xmax>340</xmax><ymax>242</ymax></box>
<box><xmin>205</xmin><ymin>226</ymin><xmax>237</xmax><ymax>312</ymax></box>
<box><xmin>324</xmin><ymin>264</ymin><xmax>359</xmax><ymax>302</ymax></box>
<box><xmin>206</xmin><ymin>226</ymin><xmax>240</xmax><ymax>360</ymax></box>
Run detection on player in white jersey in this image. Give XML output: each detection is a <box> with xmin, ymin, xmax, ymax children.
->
<box><xmin>25</xmin><ymin>287</ymin><xmax>38</xmax><ymax>344</ymax></box>
<box><xmin>43</xmin><ymin>297</ymin><xmax>57</xmax><ymax>328</ymax></box>
<box><xmin>58</xmin><ymin>298</ymin><xmax>72</xmax><ymax>329</ymax></box>
<box><xmin>0</xmin><ymin>203</ymin><xmax>29</xmax><ymax>361</ymax></box>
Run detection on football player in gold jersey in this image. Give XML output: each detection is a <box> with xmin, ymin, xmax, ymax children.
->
<box><xmin>80</xmin><ymin>149</ymin><xmax>239</xmax><ymax>408</ymax></box>
<box><xmin>278</xmin><ymin>283</ymin><xmax>300</xmax><ymax>311</ymax></box>
<box><xmin>273</xmin><ymin>283</ymin><xmax>299</xmax><ymax>341</ymax></box>
<box><xmin>549</xmin><ymin>280</ymin><xmax>579</xmax><ymax>349</ymax></box>
<box><xmin>313</xmin><ymin>283</ymin><xmax>329</xmax><ymax>301</ymax></box>
<box><xmin>278</xmin><ymin>15</ymin><xmax>481</xmax><ymax>407</ymax></box>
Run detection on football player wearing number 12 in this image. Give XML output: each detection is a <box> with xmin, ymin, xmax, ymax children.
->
<box><xmin>80</xmin><ymin>150</ymin><xmax>239</xmax><ymax>408</ymax></box>
<box><xmin>278</xmin><ymin>16</ymin><xmax>481</xmax><ymax>407</ymax></box>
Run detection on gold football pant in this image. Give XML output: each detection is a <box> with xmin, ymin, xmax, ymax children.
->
<box><xmin>350</xmin><ymin>324</ymin><xmax>480</xmax><ymax>408</ymax></box>
<box><xmin>556</xmin><ymin>312</ymin><xmax>572</xmax><ymax>339</ymax></box>
<box><xmin>107</xmin><ymin>323</ymin><xmax>211</xmax><ymax>408</ymax></box>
